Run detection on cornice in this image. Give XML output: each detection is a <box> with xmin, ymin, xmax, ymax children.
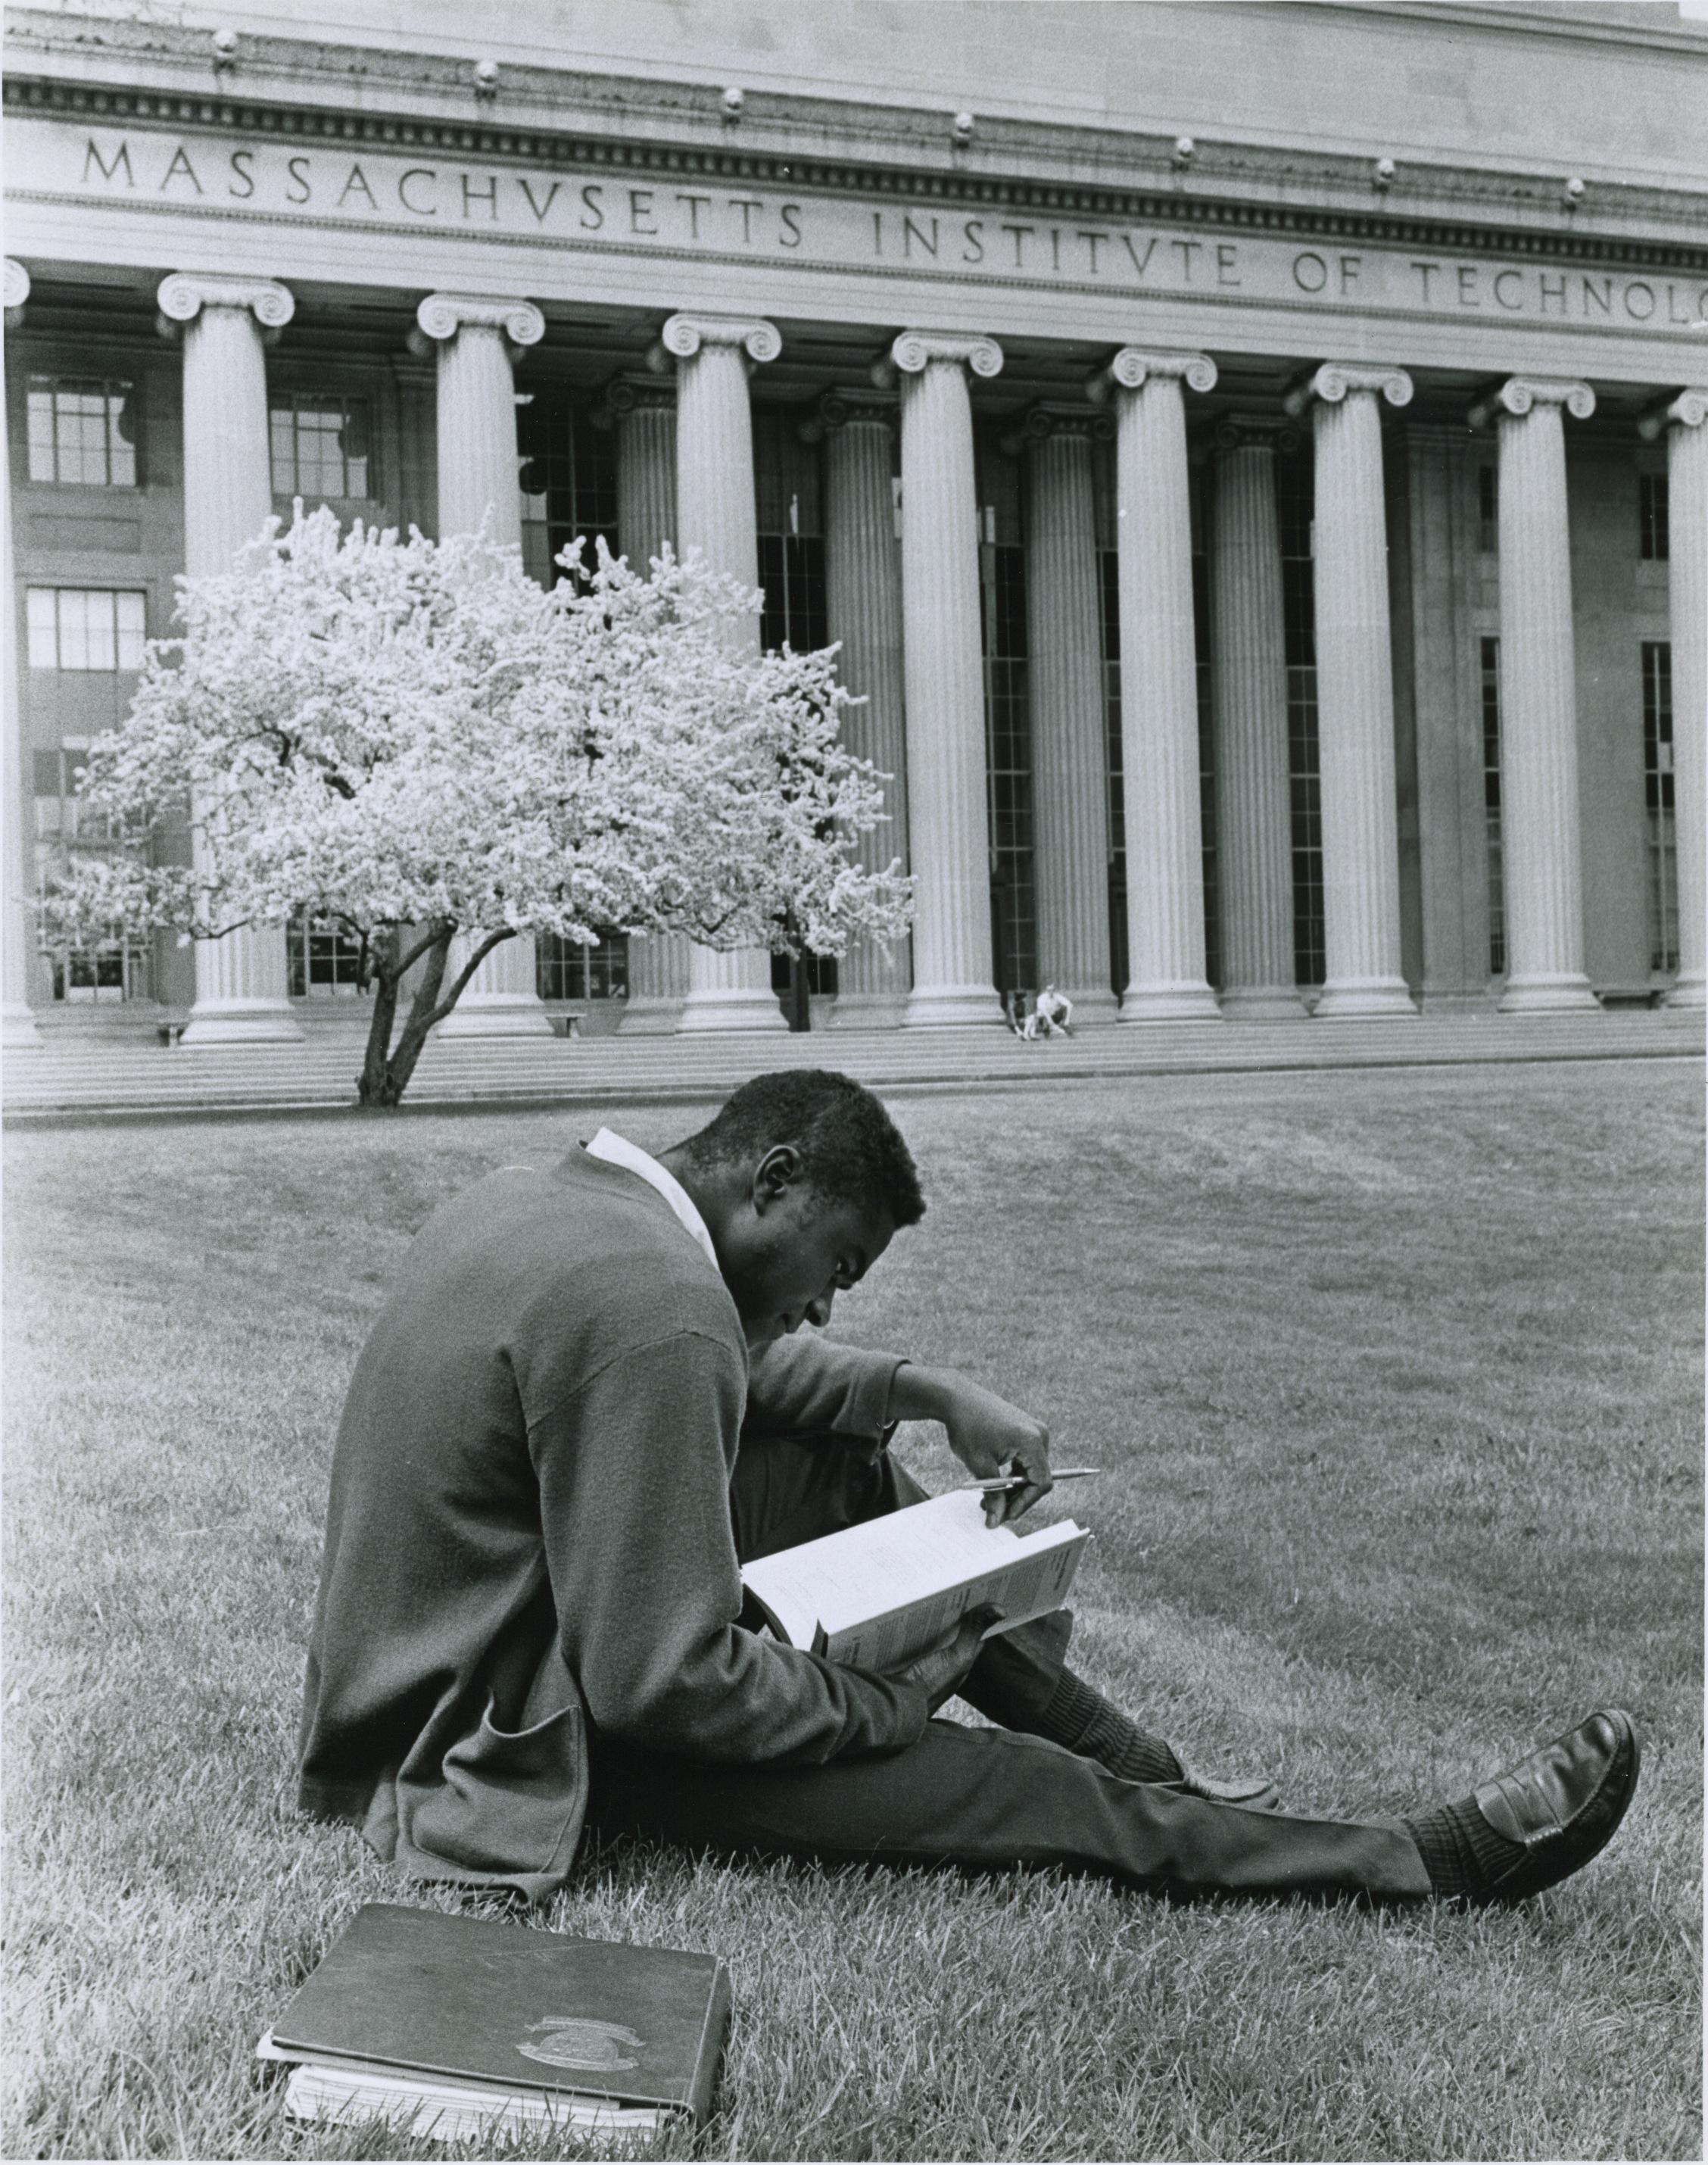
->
<box><xmin>5</xmin><ymin>16</ymin><xmax>1706</xmax><ymax>270</ymax></box>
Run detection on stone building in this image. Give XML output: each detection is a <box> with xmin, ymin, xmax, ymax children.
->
<box><xmin>3</xmin><ymin>0</ymin><xmax>1703</xmax><ymax>1046</ymax></box>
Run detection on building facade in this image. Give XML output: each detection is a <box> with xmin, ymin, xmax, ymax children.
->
<box><xmin>3</xmin><ymin>0</ymin><xmax>1704</xmax><ymax>1044</ymax></box>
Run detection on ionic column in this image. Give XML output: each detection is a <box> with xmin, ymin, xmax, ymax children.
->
<box><xmin>414</xmin><ymin>293</ymin><xmax>553</xmax><ymax>1037</ymax></box>
<box><xmin>1020</xmin><ymin>405</ymin><xmax>1117</xmax><ymax>1022</ymax></box>
<box><xmin>604</xmin><ymin>376</ymin><xmax>691</xmax><ymax>1033</ymax></box>
<box><xmin>2</xmin><ymin>261</ymin><xmax>40</xmax><ymax>1045</ymax></box>
<box><xmin>811</xmin><ymin>389</ymin><xmax>911</xmax><ymax>1027</ymax></box>
<box><xmin>1642</xmin><ymin>389</ymin><xmax>1707</xmax><ymax>1009</ymax></box>
<box><xmin>157</xmin><ymin>271</ymin><xmax>304</xmax><ymax>1044</ymax></box>
<box><xmin>1094</xmin><ymin>348</ymin><xmax>1220</xmax><ymax>1022</ymax></box>
<box><xmin>1470</xmin><ymin>376</ymin><xmax>1599</xmax><ymax>1012</ymax></box>
<box><xmin>660</xmin><ymin>312</ymin><xmax>787</xmax><ymax>1033</ymax></box>
<box><xmin>888</xmin><ymin>329</ymin><xmax>1006</xmax><ymax>1027</ymax></box>
<box><xmin>1211</xmin><ymin>419</ymin><xmax>1307</xmax><ymax>1019</ymax></box>
<box><xmin>1284</xmin><ymin>362</ymin><xmax>1417</xmax><ymax>1019</ymax></box>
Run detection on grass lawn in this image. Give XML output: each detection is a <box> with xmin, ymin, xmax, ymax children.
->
<box><xmin>3</xmin><ymin>1059</ymin><xmax>1701</xmax><ymax>2162</ymax></box>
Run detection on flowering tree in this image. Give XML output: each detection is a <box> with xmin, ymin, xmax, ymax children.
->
<box><xmin>43</xmin><ymin>508</ymin><xmax>911</xmax><ymax>1105</ymax></box>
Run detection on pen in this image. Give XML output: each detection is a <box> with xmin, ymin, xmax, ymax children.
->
<box><xmin>966</xmin><ymin>1467</ymin><xmax>1100</xmax><ymax>1492</ymax></box>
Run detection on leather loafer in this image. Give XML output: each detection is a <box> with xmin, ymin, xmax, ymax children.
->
<box><xmin>1167</xmin><ymin>1766</ymin><xmax>1282</xmax><ymax>1811</ymax></box>
<box><xmin>1467</xmin><ymin>1708</ymin><xmax>1641</xmax><ymax>1903</ymax></box>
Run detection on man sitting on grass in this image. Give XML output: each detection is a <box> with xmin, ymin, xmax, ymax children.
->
<box><xmin>298</xmin><ymin>1069</ymin><xmax>1638</xmax><ymax>1910</ymax></box>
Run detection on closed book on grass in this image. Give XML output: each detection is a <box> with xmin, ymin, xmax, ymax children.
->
<box><xmin>257</xmin><ymin>1903</ymin><xmax>730</xmax><ymax>2140</ymax></box>
<box><xmin>740</xmin><ymin>1488</ymin><xmax>1089</xmax><ymax>1671</ymax></box>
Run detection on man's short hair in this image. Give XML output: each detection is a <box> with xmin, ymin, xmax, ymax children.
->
<box><xmin>677</xmin><ymin>1070</ymin><xmax>925</xmax><ymax>1228</ymax></box>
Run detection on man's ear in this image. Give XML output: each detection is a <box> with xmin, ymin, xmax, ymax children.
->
<box><xmin>750</xmin><ymin>1143</ymin><xmax>803</xmax><ymax>1215</ymax></box>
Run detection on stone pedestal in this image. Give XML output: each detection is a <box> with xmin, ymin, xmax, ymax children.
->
<box><xmin>1098</xmin><ymin>348</ymin><xmax>1220</xmax><ymax>1022</ymax></box>
<box><xmin>663</xmin><ymin>312</ymin><xmax>788</xmax><ymax>1033</ymax></box>
<box><xmin>1474</xmin><ymin>376</ymin><xmax>1600</xmax><ymax>1014</ymax></box>
<box><xmin>1022</xmin><ymin>407</ymin><xmax>1117</xmax><ymax>1022</ymax></box>
<box><xmin>416</xmin><ymin>292</ymin><xmax>554</xmax><ymax>1038</ymax></box>
<box><xmin>1286</xmin><ymin>362</ymin><xmax>1417</xmax><ymax>1019</ymax></box>
<box><xmin>1211</xmin><ymin>420</ymin><xmax>1307</xmax><ymax>1019</ymax></box>
<box><xmin>815</xmin><ymin>390</ymin><xmax>911</xmax><ymax>1027</ymax></box>
<box><xmin>1647</xmin><ymin>390</ymin><xmax>1707</xmax><ymax>1009</ymax></box>
<box><xmin>157</xmin><ymin>271</ymin><xmax>304</xmax><ymax>1044</ymax></box>
<box><xmin>890</xmin><ymin>330</ymin><xmax>1006</xmax><ymax>1027</ymax></box>
<box><xmin>605</xmin><ymin>377</ymin><xmax>690</xmax><ymax>1032</ymax></box>
<box><xmin>2</xmin><ymin>261</ymin><xmax>40</xmax><ymax>1046</ymax></box>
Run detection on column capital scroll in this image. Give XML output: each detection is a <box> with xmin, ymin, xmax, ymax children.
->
<box><xmin>884</xmin><ymin>330</ymin><xmax>1003</xmax><ymax>381</ymax></box>
<box><xmin>1213</xmin><ymin>415</ymin><xmax>1301</xmax><ymax>457</ymax></box>
<box><xmin>801</xmin><ymin>385</ymin><xmax>898</xmax><ymax>442</ymax></box>
<box><xmin>4</xmin><ymin>258</ymin><xmax>29</xmax><ymax>323</ymax></box>
<box><xmin>157</xmin><ymin>270</ymin><xmax>295</xmax><ymax>330</ymax></box>
<box><xmin>1283</xmin><ymin>362</ymin><xmax>1411</xmax><ymax>416</ymax></box>
<box><xmin>592</xmin><ymin>373</ymin><xmax>677</xmax><ymax>429</ymax></box>
<box><xmin>1638</xmin><ymin>387</ymin><xmax>1708</xmax><ymax>440</ymax></box>
<box><xmin>659</xmin><ymin>312</ymin><xmax>781</xmax><ymax>364</ymax></box>
<box><xmin>414</xmin><ymin>292</ymin><xmax>544</xmax><ymax>347</ymax></box>
<box><xmin>1015</xmin><ymin>401</ymin><xmax>1115</xmax><ymax>447</ymax></box>
<box><xmin>1090</xmin><ymin>348</ymin><xmax>1216</xmax><ymax>401</ymax></box>
<box><xmin>1468</xmin><ymin>376</ymin><xmax>1594</xmax><ymax>429</ymax></box>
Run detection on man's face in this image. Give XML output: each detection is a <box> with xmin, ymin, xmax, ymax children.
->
<box><xmin>716</xmin><ymin>1146</ymin><xmax>896</xmax><ymax>1349</ymax></box>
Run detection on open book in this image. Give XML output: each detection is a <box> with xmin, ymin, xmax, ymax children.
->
<box><xmin>740</xmin><ymin>1488</ymin><xmax>1088</xmax><ymax>1671</ymax></box>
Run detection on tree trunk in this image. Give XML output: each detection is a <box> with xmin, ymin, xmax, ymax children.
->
<box><xmin>352</xmin><ymin>923</ymin><xmax>516</xmax><ymax>1106</ymax></box>
<box><xmin>357</xmin><ymin>929</ymin><xmax>403</xmax><ymax>1106</ymax></box>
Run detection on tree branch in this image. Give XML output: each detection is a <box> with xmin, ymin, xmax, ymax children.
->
<box><xmin>419</xmin><ymin>926</ymin><xmax>517</xmax><ymax>1031</ymax></box>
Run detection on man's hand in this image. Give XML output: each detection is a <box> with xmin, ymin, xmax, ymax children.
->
<box><xmin>886</xmin><ymin>1364</ymin><xmax>1053</xmax><ymax>1524</ymax></box>
<box><xmin>883</xmin><ymin>1607</ymin><xmax>1001</xmax><ymax>1714</ymax></box>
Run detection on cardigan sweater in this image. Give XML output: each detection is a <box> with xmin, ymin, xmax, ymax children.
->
<box><xmin>296</xmin><ymin>1143</ymin><xmax>929</xmax><ymax>1901</ymax></box>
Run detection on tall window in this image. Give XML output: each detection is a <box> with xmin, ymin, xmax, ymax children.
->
<box><xmin>1478</xmin><ymin>463</ymin><xmax>1498</xmax><ymax>554</ymax></box>
<box><xmin>1099</xmin><ymin>547</ymin><xmax>1127</xmax><ymax>995</ymax></box>
<box><xmin>1643</xmin><ymin>641</ymin><xmax>1677</xmax><ymax>975</ymax></box>
<box><xmin>1278</xmin><ymin>458</ymin><xmax>1324</xmax><ymax>986</ymax></box>
<box><xmin>1639</xmin><ymin>473</ymin><xmax>1670</xmax><ymax>563</ymax></box>
<box><xmin>26</xmin><ymin>587</ymin><xmax>146</xmax><ymax>672</ymax></box>
<box><xmin>755</xmin><ymin>411</ymin><xmax>835</xmax><ymax>1000</ymax></box>
<box><xmin>1189</xmin><ymin>464</ymin><xmax>1220</xmax><ymax>991</ymax></box>
<box><xmin>1480</xmin><ymin>638</ymin><xmax>1506</xmax><ymax>977</ymax></box>
<box><xmin>518</xmin><ymin>389</ymin><xmax>618</xmax><ymax>588</ymax></box>
<box><xmin>289</xmin><ymin>922</ymin><xmax>365</xmax><ymax>998</ymax></box>
<box><xmin>26</xmin><ymin>376</ymin><xmax>137</xmax><ymax>487</ymax></box>
<box><xmin>269</xmin><ymin>393</ymin><xmax>372</xmax><ymax>501</ymax></box>
<box><xmin>33</xmin><ymin>742</ymin><xmax>152</xmax><ymax>1002</ymax></box>
<box><xmin>538</xmin><ymin>934</ymin><xmax>628</xmax><ymax>1003</ymax></box>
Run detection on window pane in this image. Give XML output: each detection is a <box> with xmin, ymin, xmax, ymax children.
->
<box><xmin>26</xmin><ymin>589</ymin><xmax>58</xmax><ymax>666</ymax></box>
<box><xmin>26</xmin><ymin>386</ymin><xmax>57</xmax><ymax>482</ymax></box>
<box><xmin>116</xmin><ymin>592</ymin><xmax>147</xmax><ymax>670</ymax></box>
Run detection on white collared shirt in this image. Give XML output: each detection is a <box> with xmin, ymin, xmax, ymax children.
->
<box><xmin>584</xmin><ymin>1127</ymin><xmax>719</xmax><ymax>1274</ymax></box>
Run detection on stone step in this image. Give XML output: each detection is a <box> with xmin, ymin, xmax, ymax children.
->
<box><xmin>3</xmin><ymin>1010</ymin><xmax>1700</xmax><ymax>1121</ymax></box>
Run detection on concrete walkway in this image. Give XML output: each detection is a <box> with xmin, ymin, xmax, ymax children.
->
<box><xmin>2</xmin><ymin>1006</ymin><xmax>1700</xmax><ymax>1123</ymax></box>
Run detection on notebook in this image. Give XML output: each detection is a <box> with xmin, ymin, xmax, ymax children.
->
<box><xmin>257</xmin><ymin>1902</ymin><xmax>731</xmax><ymax>2140</ymax></box>
<box><xmin>741</xmin><ymin>1487</ymin><xmax>1088</xmax><ymax>1670</ymax></box>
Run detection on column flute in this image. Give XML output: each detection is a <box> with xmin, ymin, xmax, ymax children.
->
<box><xmin>660</xmin><ymin>311</ymin><xmax>788</xmax><ymax>1033</ymax></box>
<box><xmin>603</xmin><ymin>375</ymin><xmax>691</xmax><ymax>1034</ymax></box>
<box><xmin>1284</xmin><ymin>362</ymin><xmax>1417</xmax><ymax>1019</ymax></box>
<box><xmin>1092</xmin><ymin>348</ymin><xmax>1220</xmax><ymax>1022</ymax></box>
<box><xmin>1020</xmin><ymin>404</ymin><xmax>1117</xmax><ymax>1023</ymax></box>
<box><xmin>157</xmin><ymin>270</ymin><xmax>304</xmax><ymax>1044</ymax></box>
<box><xmin>413</xmin><ymin>292</ymin><xmax>553</xmax><ymax>1037</ymax></box>
<box><xmin>1469</xmin><ymin>376</ymin><xmax>1599</xmax><ymax>1013</ymax></box>
<box><xmin>886</xmin><ymin>329</ymin><xmax>1006</xmax><ymax>1026</ymax></box>
<box><xmin>811</xmin><ymin>388</ymin><xmax>912</xmax><ymax>1028</ymax></box>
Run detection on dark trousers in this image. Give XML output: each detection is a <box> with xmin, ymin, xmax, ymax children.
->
<box><xmin>586</xmin><ymin>1429</ymin><xmax>1431</xmax><ymax>1904</ymax></box>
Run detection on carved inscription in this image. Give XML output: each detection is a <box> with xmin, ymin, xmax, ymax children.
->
<box><xmin>26</xmin><ymin>126</ymin><xmax>1708</xmax><ymax>328</ymax></box>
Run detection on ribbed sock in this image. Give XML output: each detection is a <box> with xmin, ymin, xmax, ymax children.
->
<box><xmin>1033</xmin><ymin>1669</ymin><xmax>1184</xmax><ymax>1785</ymax></box>
<box><xmin>1403</xmin><ymin>1798</ymin><xmax>1528</xmax><ymax>1899</ymax></box>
